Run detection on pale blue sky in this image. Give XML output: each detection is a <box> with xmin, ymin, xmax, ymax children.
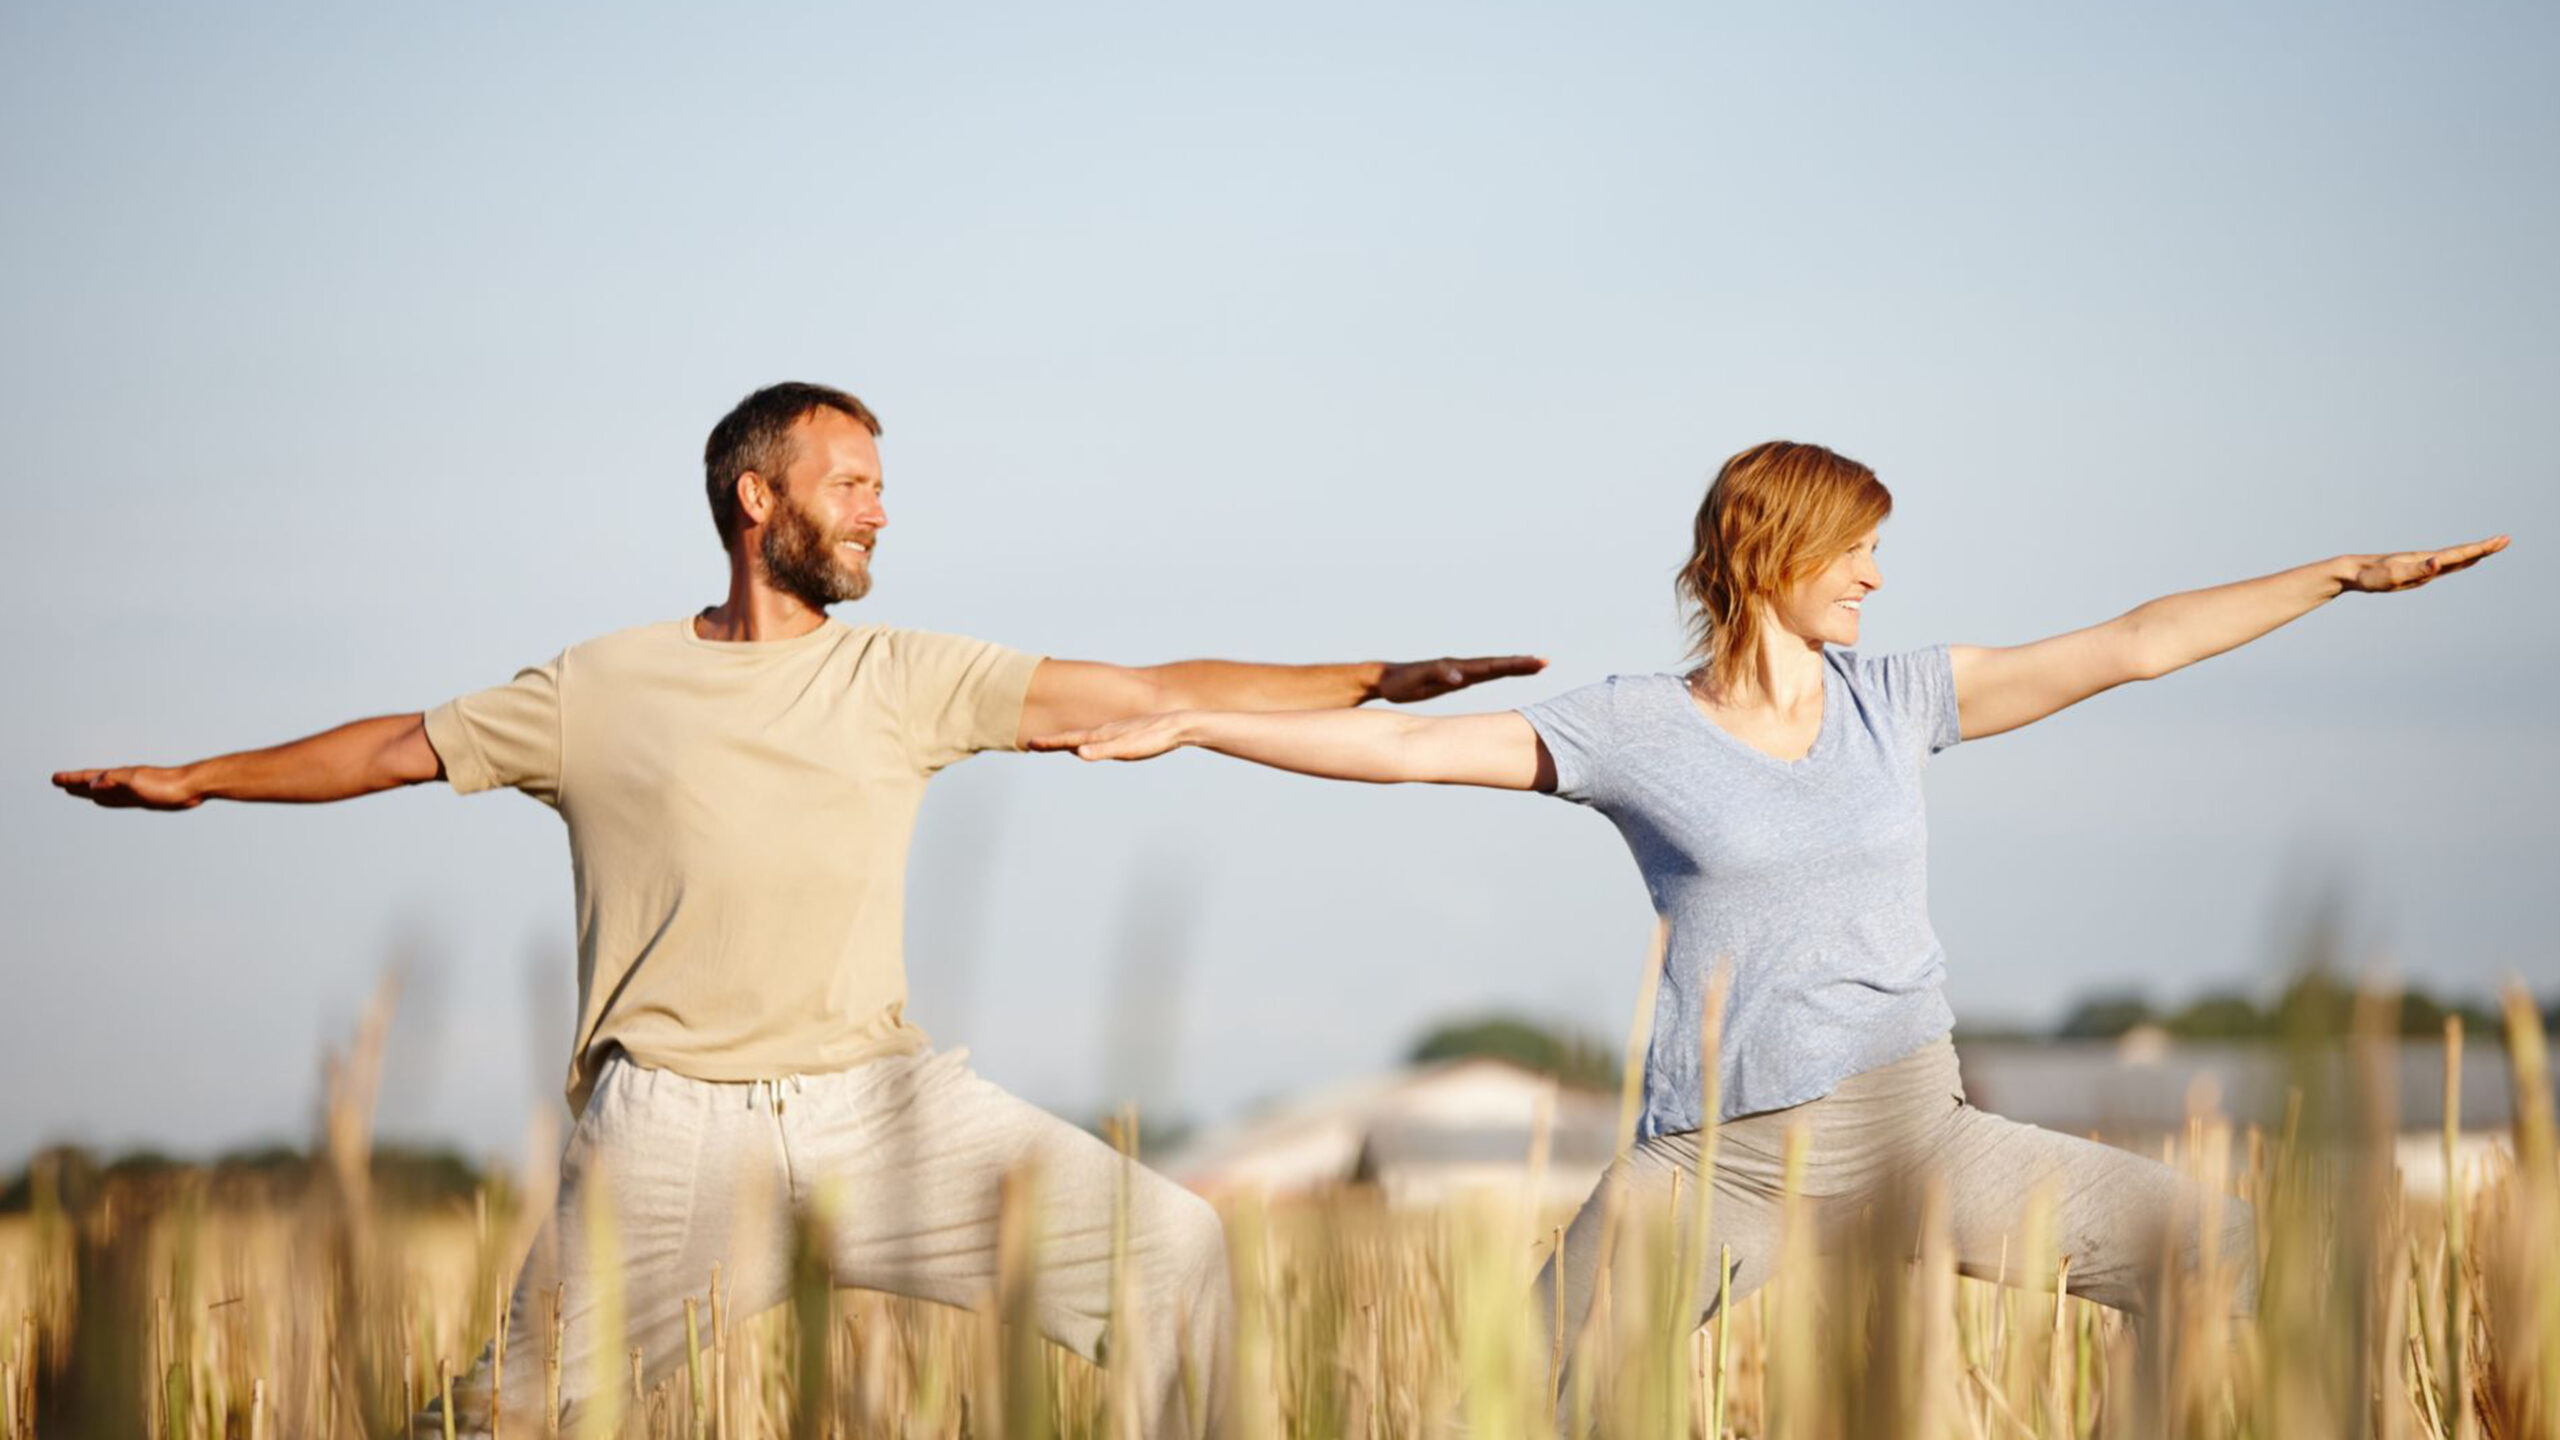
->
<box><xmin>4</xmin><ymin>1</ymin><xmax>2552</xmax><ymax>1165</ymax></box>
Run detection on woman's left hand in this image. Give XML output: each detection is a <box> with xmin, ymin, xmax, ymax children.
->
<box><xmin>2343</xmin><ymin>535</ymin><xmax>2510</xmax><ymax>594</ymax></box>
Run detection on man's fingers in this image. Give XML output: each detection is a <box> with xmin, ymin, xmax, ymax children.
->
<box><xmin>52</xmin><ymin>769</ymin><xmax>119</xmax><ymax>799</ymax></box>
<box><xmin>1453</xmin><ymin>654</ymin><xmax>1548</xmax><ymax>679</ymax></box>
<box><xmin>1416</xmin><ymin>655</ymin><xmax>1550</xmax><ymax>690</ymax></box>
<box><xmin>52</xmin><ymin>766</ymin><xmax>196</xmax><ymax>810</ymax></box>
<box><xmin>1376</xmin><ymin>653</ymin><xmax>1548</xmax><ymax>703</ymax></box>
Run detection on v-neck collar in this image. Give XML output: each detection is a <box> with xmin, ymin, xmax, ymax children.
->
<box><xmin>1672</xmin><ymin>659</ymin><xmax>1838</xmax><ymax>774</ymax></box>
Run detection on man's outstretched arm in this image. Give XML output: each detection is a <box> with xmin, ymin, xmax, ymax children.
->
<box><xmin>1015</xmin><ymin>655</ymin><xmax>1546</xmax><ymax>745</ymax></box>
<box><xmin>52</xmin><ymin>714</ymin><xmax>445</xmax><ymax>811</ymax></box>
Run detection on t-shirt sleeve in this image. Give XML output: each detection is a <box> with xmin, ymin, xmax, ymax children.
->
<box><xmin>1515</xmin><ymin>678</ymin><xmax>1631</xmax><ymax>808</ymax></box>
<box><xmin>1856</xmin><ymin>645</ymin><xmax>1962</xmax><ymax>759</ymax></box>
<box><xmin>423</xmin><ymin>655</ymin><xmax>566</xmax><ymax>805</ymax></box>
<box><xmin>882</xmin><ymin>629</ymin><xmax>1045</xmax><ymax>773</ymax></box>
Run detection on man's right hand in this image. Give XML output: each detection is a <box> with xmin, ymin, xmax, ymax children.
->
<box><xmin>53</xmin><ymin>766</ymin><xmax>202</xmax><ymax>810</ymax></box>
<box><xmin>50</xmin><ymin>714</ymin><xmax>442</xmax><ymax>809</ymax></box>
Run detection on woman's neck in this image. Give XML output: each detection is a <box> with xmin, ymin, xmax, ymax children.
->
<box><xmin>1702</xmin><ymin>635</ymin><xmax>1827</xmax><ymax>714</ymax></box>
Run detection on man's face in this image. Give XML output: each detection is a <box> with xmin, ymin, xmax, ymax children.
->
<box><xmin>756</xmin><ymin>408</ymin><xmax>887</xmax><ymax>609</ymax></box>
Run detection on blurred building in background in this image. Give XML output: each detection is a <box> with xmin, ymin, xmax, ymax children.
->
<box><xmin>1162</xmin><ymin>1056</ymin><xmax>1618</xmax><ymax>1208</ymax></box>
<box><xmin>1165</xmin><ymin>1030</ymin><xmax>2544</xmax><ymax>1207</ymax></box>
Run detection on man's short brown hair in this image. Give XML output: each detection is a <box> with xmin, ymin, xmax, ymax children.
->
<box><xmin>703</xmin><ymin>383</ymin><xmax>883</xmax><ymax>547</ymax></box>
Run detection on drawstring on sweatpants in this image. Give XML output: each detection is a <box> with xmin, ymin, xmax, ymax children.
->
<box><xmin>751</xmin><ymin>1074</ymin><xmax>806</xmax><ymax>1115</ymax></box>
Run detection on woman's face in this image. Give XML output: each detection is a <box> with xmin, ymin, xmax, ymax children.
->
<box><xmin>1772</xmin><ymin>528</ymin><xmax>1883</xmax><ymax>648</ymax></box>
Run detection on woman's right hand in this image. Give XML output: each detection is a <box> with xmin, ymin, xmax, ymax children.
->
<box><xmin>1027</xmin><ymin>711</ymin><xmax>1200</xmax><ymax>762</ymax></box>
<box><xmin>1035</xmin><ymin>705</ymin><xmax>1551</xmax><ymax>789</ymax></box>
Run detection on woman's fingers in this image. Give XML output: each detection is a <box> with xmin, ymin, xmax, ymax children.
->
<box><xmin>2432</xmin><ymin>534</ymin><xmax>2509</xmax><ymax>574</ymax></box>
<box><xmin>1077</xmin><ymin>727</ymin><xmax>1180</xmax><ymax>762</ymax></box>
<box><xmin>1028</xmin><ymin>720</ymin><xmax>1182</xmax><ymax>761</ymax></box>
<box><xmin>2351</xmin><ymin>535</ymin><xmax>2508</xmax><ymax>593</ymax></box>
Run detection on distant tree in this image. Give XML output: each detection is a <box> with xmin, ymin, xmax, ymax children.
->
<box><xmin>2272</xmin><ymin>970</ymin><xmax>2355</xmax><ymax>1039</ymax></box>
<box><xmin>2167</xmin><ymin>991</ymin><xmax>2268</xmax><ymax>1040</ymax></box>
<box><xmin>2397</xmin><ymin>987</ymin><xmax>2451</xmax><ymax>1036</ymax></box>
<box><xmin>102</xmin><ymin>1148</ymin><xmax>182</xmax><ymax>1183</ymax></box>
<box><xmin>371</xmin><ymin>1146</ymin><xmax>486</xmax><ymax>1208</ymax></box>
<box><xmin>1408</xmin><ymin>1014</ymin><xmax>1620</xmax><ymax>1092</ymax></box>
<box><xmin>2045</xmin><ymin>980</ymin><xmax>2537</xmax><ymax>1045</ymax></box>
<box><xmin>0</xmin><ymin>1145</ymin><xmax>97</xmax><ymax>1214</ymax></box>
<box><xmin>2389</xmin><ymin>987</ymin><xmax>2504</xmax><ymax>1040</ymax></box>
<box><xmin>2055</xmin><ymin>992</ymin><xmax>2158</xmax><ymax>1040</ymax></box>
<box><xmin>213</xmin><ymin>1144</ymin><xmax>307</xmax><ymax>1174</ymax></box>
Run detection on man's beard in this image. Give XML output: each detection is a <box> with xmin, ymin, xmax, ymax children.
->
<box><xmin>760</xmin><ymin>493</ymin><xmax>873</xmax><ymax>608</ymax></box>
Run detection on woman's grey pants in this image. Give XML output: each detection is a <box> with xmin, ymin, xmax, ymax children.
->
<box><xmin>1537</xmin><ymin>1037</ymin><xmax>2256</xmax><ymax>1374</ymax></box>
<box><xmin>448</xmin><ymin>1047</ymin><xmax>1231</xmax><ymax>1438</ymax></box>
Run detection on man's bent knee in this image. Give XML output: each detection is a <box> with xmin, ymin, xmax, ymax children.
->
<box><xmin>1168</xmin><ymin>1190</ymin><xmax>1230</xmax><ymax>1290</ymax></box>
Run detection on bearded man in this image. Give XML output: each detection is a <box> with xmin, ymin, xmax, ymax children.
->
<box><xmin>53</xmin><ymin>381</ymin><xmax>1543</xmax><ymax>1438</ymax></box>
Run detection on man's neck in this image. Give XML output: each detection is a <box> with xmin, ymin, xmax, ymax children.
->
<box><xmin>695</xmin><ymin>565</ymin><xmax>831</xmax><ymax>643</ymax></box>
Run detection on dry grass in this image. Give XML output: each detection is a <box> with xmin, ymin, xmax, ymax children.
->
<box><xmin>2</xmin><ymin>989</ymin><xmax>2553</xmax><ymax>1439</ymax></box>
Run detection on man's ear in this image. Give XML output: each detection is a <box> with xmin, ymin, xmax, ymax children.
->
<box><xmin>737</xmin><ymin>471</ymin><xmax>776</xmax><ymax>529</ymax></box>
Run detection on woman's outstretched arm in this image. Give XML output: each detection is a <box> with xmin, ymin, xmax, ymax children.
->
<box><xmin>1950</xmin><ymin>536</ymin><xmax>2508</xmax><ymax>741</ymax></box>
<box><xmin>1029</xmin><ymin>707</ymin><xmax>1556</xmax><ymax>790</ymax></box>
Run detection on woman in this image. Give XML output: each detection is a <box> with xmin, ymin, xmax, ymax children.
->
<box><xmin>1032</xmin><ymin>440</ymin><xmax>2504</xmax><ymax>1353</ymax></box>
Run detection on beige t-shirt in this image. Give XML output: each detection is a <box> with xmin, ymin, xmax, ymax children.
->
<box><xmin>424</xmin><ymin>618</ymin><xmax>1042</xmax><ymax>1112</ymax></box>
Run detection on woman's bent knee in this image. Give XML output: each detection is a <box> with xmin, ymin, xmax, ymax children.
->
<box><xmin>2219</xmin><ymin>1196</ymin><xmax>2259</xmax><ymax>1316</ymax></box>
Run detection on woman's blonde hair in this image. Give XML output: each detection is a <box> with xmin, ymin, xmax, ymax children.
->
<box><xmin>1676</xmin><ymin>440</ymin><xmax>1893</xmax><ymax>700</ymax></box>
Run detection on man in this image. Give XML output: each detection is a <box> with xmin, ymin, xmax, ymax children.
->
<box><xmin>52</xmin><ymin>381</ymin><xmax>1544</xmax><ymax>1438</ymax></box>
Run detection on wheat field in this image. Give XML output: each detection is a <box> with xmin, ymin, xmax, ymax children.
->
<box><xmin>2</xmin><ymin>990</ymin><xmax>2552</xmax><ymax>1440</ymax></box>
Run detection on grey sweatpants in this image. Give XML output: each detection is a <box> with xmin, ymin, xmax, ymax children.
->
<box><xmin>1538</xmin><ymin>1037</ymin><xmax>2256</xmax><ymax>1379</ymax></box>
<box><xmin>449</xmin><ymin>1047</ymin><xmax>1231</xmax><ymax>1438</ymax></box>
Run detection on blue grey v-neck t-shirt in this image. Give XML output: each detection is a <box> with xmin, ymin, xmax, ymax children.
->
<box><xmin>1517</xmin><ymin>645</ymin><xmax>1962</xmax><ymax>1137</ymax></box>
